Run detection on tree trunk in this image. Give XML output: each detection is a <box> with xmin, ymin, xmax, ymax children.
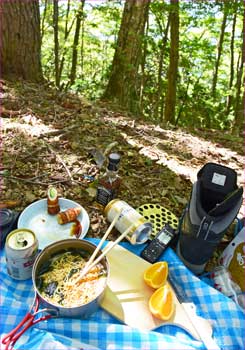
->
<box><xmin>233</xmin><ymin>7</ymin><xmax>244</xmax><ymax>134</ymax></box>
<box><xmin>226</xmin><ymin>0</ymin><xmax>237</xmax><ymax>115</ymax></box>
<box><xmin>69</xmin><ymin>0</ymin><xmax>85</xmax><ymax>87</ymax></box>
<box><xmin>59</xmin><ymin>0</ymin><xmax>77</xmax><ymax>88</ymax></box>
<box><xmin>0</xmin><ymin>0</ymin><xmax>43</xmax><ymax>82</ymax></box>
<box><xmin>139</xmin><ymin>14</ymin><xmax>149</xmax><ymax>113</ymax></box>
<box><xmin>155</xmin><ymin>15</ymin><xmax>170</xmax><ymax>122</ymax></box>
<box><xmin>41</xmin><ymin>0</ymin><xmax>48</xmax><ymax>42</ymax></box>
<box><xmin>53</xmin><ymin>0</ymin><xmax>60</xmax><ymax>88</ymax></box>
<box><xmin>211</xmin><ymin>2</ymin><xmax>228</xmax><ymax>97</ymax></box>
<box><xmin>80</xmin><ymin>9</ymin><xmax>85</xmax><ymax>77</ymax></box>
<box><xmin>102</xmin><ymin>0</ymin><xmax>151</xmax><ymax>115</ymax></box>
<box><xmin>164</xmin><ymin>0</ymin><xmax>179</xmax><ymax>125</ymax></box>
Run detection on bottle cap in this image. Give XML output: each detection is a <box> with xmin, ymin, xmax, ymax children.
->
<box><xmin>108</xmin><ymin>153</ymin><xmax>120</xmax><ymax>171</ymax></box>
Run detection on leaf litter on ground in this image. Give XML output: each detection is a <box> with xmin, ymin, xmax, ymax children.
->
<box><xmin>0</xmin><ymin>79</ymin><xmax>244</xmax><ymax>271</ymax></box>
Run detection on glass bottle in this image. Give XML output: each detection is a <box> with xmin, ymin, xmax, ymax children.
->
<box><xmin>96</xmin><ymin>153</ymin><xmax>121</xmax><ymax>207</ymax></box>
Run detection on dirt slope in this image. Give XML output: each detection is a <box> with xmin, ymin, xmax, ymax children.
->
<box><xmin>0</xmin><ymin>79</ymin><xmax>244</xmax><ymax>269</ymax></box>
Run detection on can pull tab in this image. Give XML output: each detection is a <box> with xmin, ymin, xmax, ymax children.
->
<box><xmin>15</xmin><ymin>233</ymin><xmax>28</xmax><ymax>248</ymax></box>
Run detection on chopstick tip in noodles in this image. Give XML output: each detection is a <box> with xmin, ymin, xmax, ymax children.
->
<box><xmin>72</xmin><ymin>222</ymin><xmax>135</xmax><ymax>286</ymax></box>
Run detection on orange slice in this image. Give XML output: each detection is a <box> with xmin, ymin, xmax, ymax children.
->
<box><xmin>143</xmin><ymin>261</ymin><xmax>168</xmax><ymax>289</ymax></box>
<box><xmin>149</xmin><ymin>284</ymin><xmax>175</xmax><ymax>321</ymax></box>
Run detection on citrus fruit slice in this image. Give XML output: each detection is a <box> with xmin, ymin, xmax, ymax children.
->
<box><xmin>149</xmin><ymin>284</ymin><xmax>175</xmax><ymax>321</ymax></box>
<box><xmin>143</xmin><ymin>261</ymin><xmax>168</xmax><ymax>289</ymax></box>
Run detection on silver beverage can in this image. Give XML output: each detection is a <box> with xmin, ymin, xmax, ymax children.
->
<box><xmin>104</xmin><ymin>199</ymin><xmax>152</xmax><ymax>244</ymax></box>
<box><xmin>5</xmin><ymin>228</ymin><xmax>39</xmax><ymax>280</ymax></box>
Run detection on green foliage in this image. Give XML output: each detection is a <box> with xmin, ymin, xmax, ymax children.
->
<box><xmin>40</xmin><ymin>0</ymin><xmax>244</xmax><ymax>130</ymax></box>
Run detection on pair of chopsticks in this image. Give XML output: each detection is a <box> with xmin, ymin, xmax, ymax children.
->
<box><xmin>72</xmin><ymin>209</ymin><xmax>134</xmax><ymax>286</ymax></box>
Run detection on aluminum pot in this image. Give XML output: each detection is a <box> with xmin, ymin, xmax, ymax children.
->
<box><xmin>33</xmin><ymin>239</ymin><xmax>109</xmax><ymax>318</ymax></box>
<box><xmin>2</xmin><ymin>239</ymin><xmax>109</xmax><ymax>350</ymax></box>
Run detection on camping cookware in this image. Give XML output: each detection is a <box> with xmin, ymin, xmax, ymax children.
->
<box><xmin>2</xmin><ymin>239</ymin><xmax>109</xmax><ymax>350</ymax></box>
<box><xmin>136</xmin><ymin>203</ymin><xmax>179</xmax><ymax>238</ymax></box>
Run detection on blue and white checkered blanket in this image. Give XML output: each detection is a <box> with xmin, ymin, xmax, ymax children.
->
<box><xmin>1</xmin><ymin>239</ymin><xmax>244</xmax><ymax>350</ymax></box>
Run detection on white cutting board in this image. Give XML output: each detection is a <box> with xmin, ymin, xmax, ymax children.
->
<box><xmin>100</xmin><ymin>243</ymin><xmax>203</xmax><ymax>339</ymax></box>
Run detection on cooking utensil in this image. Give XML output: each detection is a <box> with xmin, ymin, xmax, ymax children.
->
<box><xmin>136</xmin><ymin>204</ymin><xmax>179</xmax><ymax>237</ymax></box>
<box><xmin>2</xmin><ymin>295</ymin><xmax>53</xmax><ymax>350</ymax></box>
<box><xmin>2</xmin><ymin>239</ymin><xmax>108</xmax><ymax>350</ymax></box>
<box><xmin>17</xmin><ymin>198</ymin><xmax>90</xmax><ymax>249</ymax></box>
<box><xmin>72</xmin><ymin>221</ymin><xmax>134</xmax><ymax>285</ymax></box>
<box><xmin>82</xmin><ymin>208</ymin><xmax>123</xmax><ymax>274</ymax></box>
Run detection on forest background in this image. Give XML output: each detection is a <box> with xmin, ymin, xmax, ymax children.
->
<box><xmin>2</xmin><ymin>0</ymin><xmax>244</xmax><ymax>130</ymax></box>
<box><xmin>0</xmin><ymin>0</ymin><xmax>244</xmax><ymax>262</ymax></box>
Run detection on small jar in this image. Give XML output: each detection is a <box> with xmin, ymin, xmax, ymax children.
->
<box><xmin>104</xmin><ymin>199</ymin><xmax>152</xmax><ymax>244</ymax></box>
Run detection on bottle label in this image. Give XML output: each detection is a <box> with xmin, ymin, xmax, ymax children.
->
<box><xmin>96</xmin><ymin>186</ymin><xmax>114</xmax><ymax>206</ymax></box>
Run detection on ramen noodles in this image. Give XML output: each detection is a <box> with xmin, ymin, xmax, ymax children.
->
<box><xmin>36</xmin><ymin>249</ymin><xmax>107</xmax><ymax>307</ymax></box>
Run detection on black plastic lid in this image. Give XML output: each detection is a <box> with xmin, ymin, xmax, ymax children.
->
<box><xmin>108</xmin><ymin>153</ymin><xmax>120</xmax><ymax>171</ymax></box>
<box><xmin>0</xmin><ymin>209</ymin><xmax>14</xmax><ymax>228</ymax></box>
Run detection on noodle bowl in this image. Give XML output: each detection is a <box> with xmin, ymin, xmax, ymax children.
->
<box><xmin>36</xmin><ymin>250</ymin><xmax>107</xmax><ymax>308</ymax></box>
<box><xmin>33</xmin><ymin>239</ymin><xmax>108</xmax><ymax>317</ymax></box>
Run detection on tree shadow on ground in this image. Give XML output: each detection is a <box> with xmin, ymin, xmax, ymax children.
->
<box><xmin>1</xmin><ymin>80</ymin><xmax>244</xmax><ymax>238</ymax></box>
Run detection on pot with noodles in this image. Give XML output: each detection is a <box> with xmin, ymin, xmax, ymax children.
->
<box><xmin>2</xmin><ymin>239</ymin><xmax>109</xmax><ymax>349</ymax></box>
<box><xmin>33</xmin><ymin>239</ymin><xmax>109</xmax><ymax>318</ymax></box>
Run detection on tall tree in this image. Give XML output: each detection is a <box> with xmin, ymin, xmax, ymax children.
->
<box><xmin>139</xmin><ymin>12</ymin><xmax>149</xmax><ymax>114</ymax></box>
<box><xmin>211</xmin><ymin>2</ymin><xmax>228</xmax><ymax>97</ymax></box>
<box><xmin>164</xmin><ymin>0</ymin><xmax>179</xmax><ymax>124</ymax></box>
<box><xmin>41</xmin><ymin>0</ymin><xmax>48</xmax><ymax>41</ymax></box>
<box><xmin>233</xmin><ymin>5</ymin><xmax>244</xmax><ymax>134</ymax></box>
<box><xmin>69</xmin><ymin>0</ymin><xmax>85</xmax><ymax>87</ymax></box>
<box><xmin>226</xmin><ymin>0</ymin><xmax>238</xmax><ymax>115</ymax></box>
<box><xmin>155</xmin><ymin>14</ymin><xmax>170</xmax><ymax>121</ymax></box>
<box><xmin>102</xmin><ymin>0</ymin><xmax>151</xmax><ymax>114</ymax></box>
<box><xmin>58</xmin><ymin>0</ymin><xmax>77</xmax><ymax>88</ymax></box>
<box><xmin>0</xmin><ymin>0</ymin><xmax>43</xmax><ymax>81</ymax></box>
<box><xmin>53</xmin><ymin>0</ymin><xmax>60</xmax><ymax>87</ymax></box>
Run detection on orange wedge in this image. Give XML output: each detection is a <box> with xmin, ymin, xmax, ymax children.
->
<box><xmin>143</xmin><ymin>261</ymin><xmax>168</xmax><ymax>289</ymax></box>
<box><xmin>149</xmin><ymin>284</ymin><xmax>175</xmax><ymax>321</ymax></box>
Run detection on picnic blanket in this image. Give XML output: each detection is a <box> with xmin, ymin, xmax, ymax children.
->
<box><xmin>1</xmin><ymin>238</ymin><xmax>244</xmax><ymax>350</ymax></box>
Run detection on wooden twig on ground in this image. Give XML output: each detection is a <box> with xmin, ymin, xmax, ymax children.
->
<box><xmin>0</xmin><ymin>200</ymin><xmax>21</xmax><ymax>209</ymax></box>
<box><xmin>28</xmin><ymin>173</ymin><xmax>50</xmax><ymax>181</ymax></box>
<box><xmin>0</xmin><ymin>106</ymin><xmax>21</xmax><ymax>118</ymax></box>
<box><xmin>0</xmin><ymin>173</ymin><xmax>72</xmax><ymax>186</ymax></box>
<box><xmin>0</xmin><ymin>174</ymin><xmax>49</xmax><ymax>185</ymax></box>
<box><xmin>38</xmin><ymin>119</ymin><xmax>103</xmax><ymax>138</ymax></box>
<box><xmin>21</xmin><ymin>147</ymin><xmax>46</xmax><ymax>161</ymax></box>
<box><xmin>38</xmin><ymin>126</ymin><xmax>77</xmax><ymax>137</ymax></box>
<box><xmin>45</xmin><ymin>143</ymin><xmax>74</xmax><ymax>183</ymax></box>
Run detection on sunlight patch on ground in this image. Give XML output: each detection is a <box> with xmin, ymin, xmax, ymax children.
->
<box><xmin>105</xmin><ymin>114</ymin><xmax>243</xmax><ymax>184</ymax></box>
<box><xmin>120</xmin><ymin>132</ymin><xmax>199</xmax><ymax>183</ymax></box>
<box><xmin>109</xmin><ymin>114</ymin><xmax>244</xmax><ymax>217</ymax></box>
<box><xmin>2</xmin><ymin>115</ymin><xmax>57</xmax><ymax>137</ymax></box>
<box><xmin>121</xmin><ymin>130</ymin><xmax>244</xmax><ymax>217</ymax></box>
